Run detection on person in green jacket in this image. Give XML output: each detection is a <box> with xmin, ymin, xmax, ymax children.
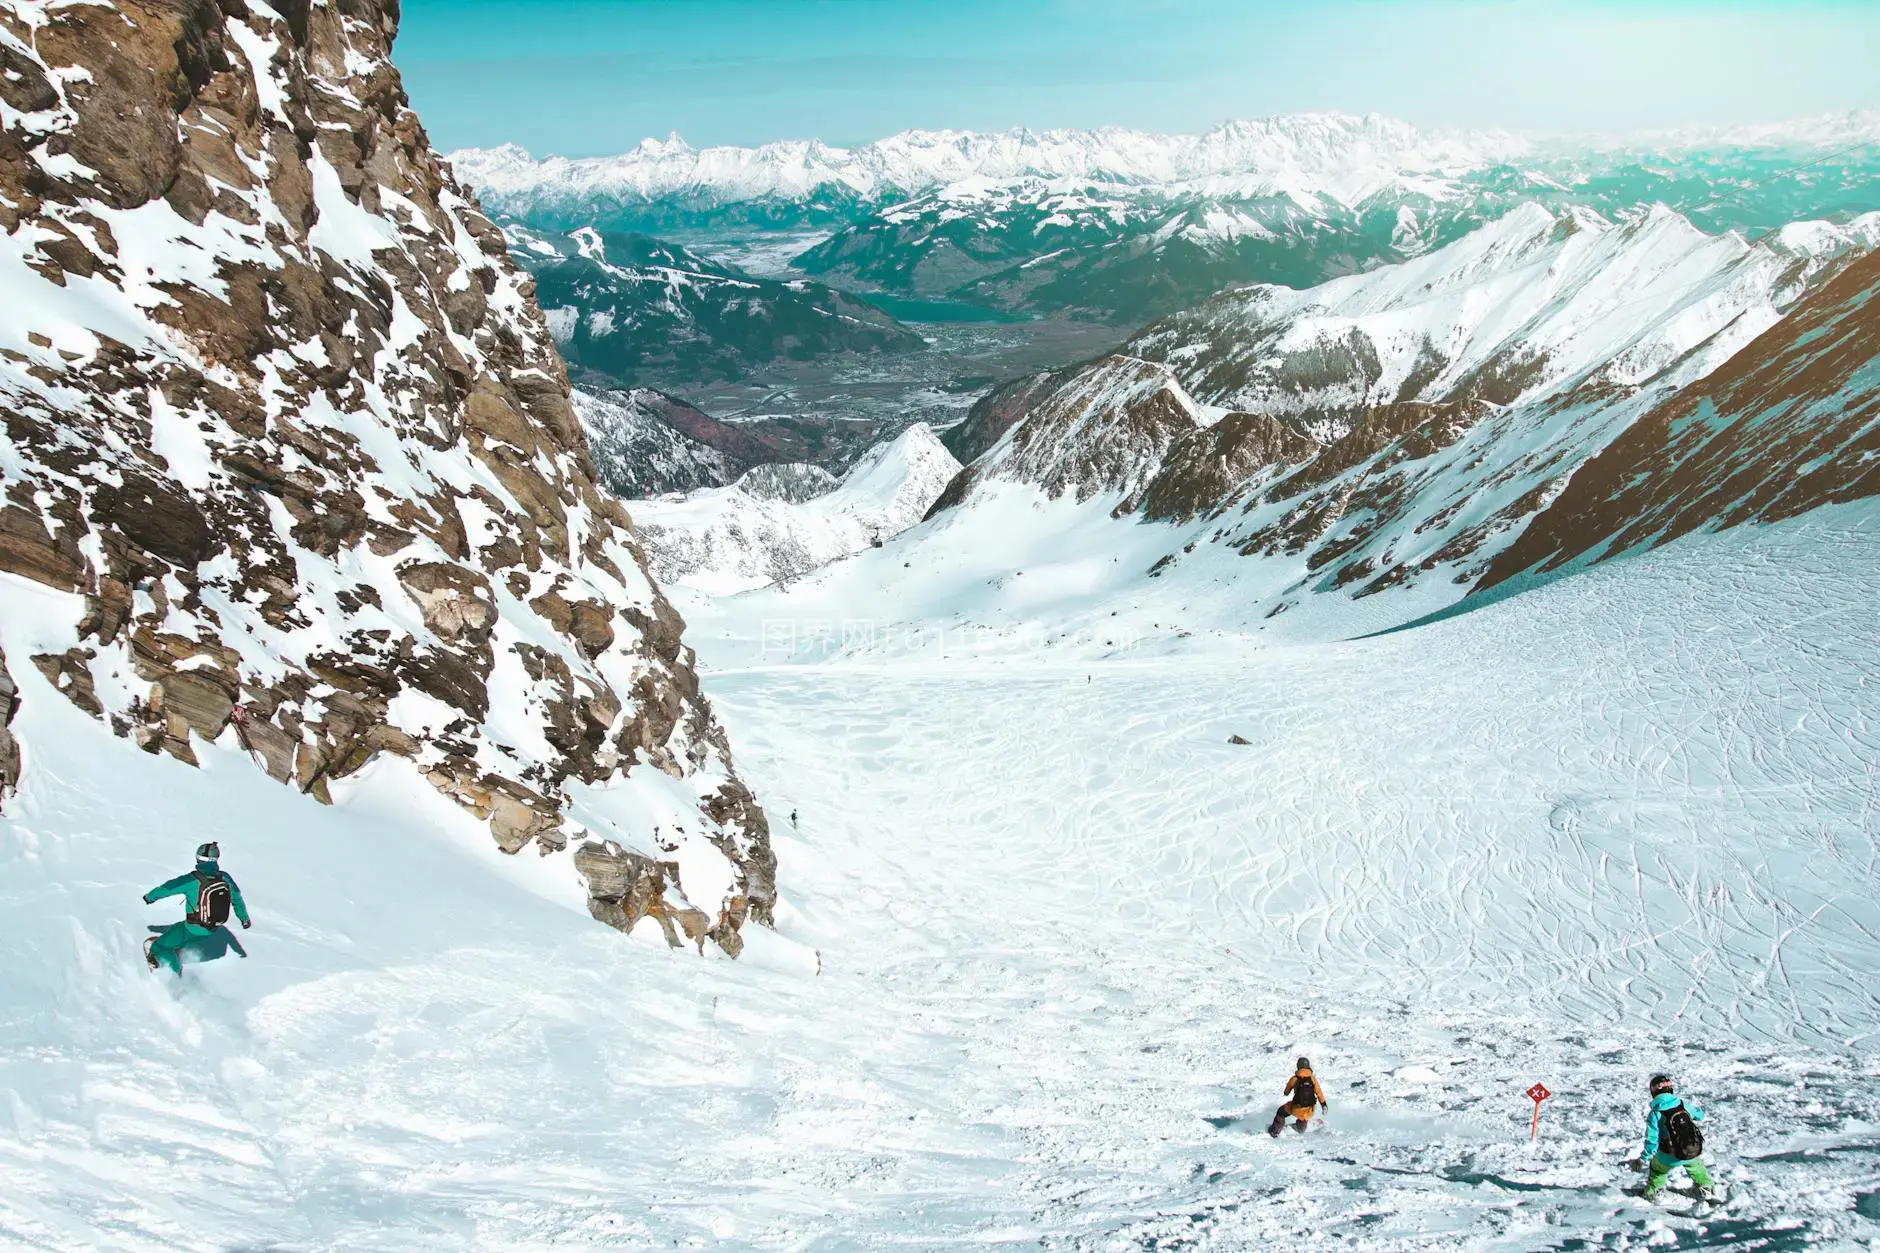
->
<box><xmin>143</xmin><ymin>842</ymin><xmax>251</xmax><ymax>975</ymax></box>
<box><xmin>1637</xmin><ymin>1073</ymin><xmax>1716</xmax><ymax>1201</ymax></box>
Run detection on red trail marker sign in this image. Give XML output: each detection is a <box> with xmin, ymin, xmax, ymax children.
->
<box><xmin>1527</xmin><ymin>1082</ymin><xmax>1552</xmax><ymax>1139</ymax></box>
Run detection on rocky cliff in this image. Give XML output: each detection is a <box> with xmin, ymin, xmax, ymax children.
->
<box><xmin>0</xmin><ymin>0</ymin><xmax>772</xmax><ymax>952</ymax></box>
<box><xmin>574</xmin><ymin>387</ymin><xmax>734</xmax><ymax>500</ymax></box>
<box><xmin>928</xmin><ymin>356</ymin><xmax>1211</xmax><ymax>518</ymax></box>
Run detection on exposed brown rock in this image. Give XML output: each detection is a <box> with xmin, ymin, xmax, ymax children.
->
<box><xmin>941</xmin><ymin>368</ymin><xmax>1064</xmax><ymax>464</ymax></box>
<box><xmin>93</xmin><ymin>472</ymin><xmax>220</xmax><ymax>569</ymax></box>
<box><xmin>0</xmin><ymin>501</ymin><xmax>87</xmax><ymax>592</ymax></box>
<box><xmin>567</xmin><ymin>601</ymin><xmax>617</xmax><ymax>660</ymax></box>
<box><xmin>1140</xmin><ymin>411</ymin><xmax>1318</xmax><ymax>521</ymax></box>
<box><xmin>398</xmin><ymin>561</ymin><xmax>497</xmax><ymax>645</ymax></box>
<box><xmin>0</xmin><ymin>0</ymin><xmax>774</xmax><ymax>953</ymax></box>
<box><xmin>31</xmin><ymin>650</ymin><xmax>102</xmax><ymax>719</ymax></box>
<box><xmin>930</xmin><ymin>356</ymin><xmax>1207</xmax><ymax>519</ymax></box>
<box><xmin>573</xmin><ymin>840</ymin><xmax>713</xmax><ymax>952</ymax></box>
<box><xmin>0</xmin><ymin>645</ymin><xmax>20</xmax><ymax>806</ymax></box>
<box><xmin>1479</xmin><ymin>246</ymin><xmax>1880</xmax><ymax>589</ymax></box>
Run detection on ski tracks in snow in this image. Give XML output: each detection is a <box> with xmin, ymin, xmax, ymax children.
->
<box><xmin>682</xmin><ymin>512</ymin><xmax>1880</xmax><ymax>1248</ymax></box>
<box><xmin>3</xmin><ymin>514</ymin><xmax>1880</xmax><ymax>1249</ymax></box>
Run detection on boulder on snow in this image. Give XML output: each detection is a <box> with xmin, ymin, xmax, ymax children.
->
<box><xmin>573</xmin><ymin>840</ymin><xmax>715</xmax><ymax>952</ymax></box>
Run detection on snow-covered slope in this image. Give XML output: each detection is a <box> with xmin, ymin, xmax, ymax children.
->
<box><xmin>923</xmin><ymin>205</ymin><xmax>1880</xmax><ymax>624</ymax></box>
<box><xmin>1131</xmin><ymin>203</ymin><xmax>1880</xmax><ymax>422</ymax></box>
<box><xmin>0</xmin><ymin>0</ymin><xmax>770</xmax><ymax>946</ymax></box>
<box><xmin>1483</xmin><ymin>235</ymin><xmax>1880</xmax><ymax>587</ymax></box>
<box><xmin>632</xmin><ymin>424</ymin><xmax>961</xmax><ymax>592</ymax></box>
<box><xmin>20</xmin><ymin>490</ymin><xmax>1870</xmax><ymax>1246</ymax></box>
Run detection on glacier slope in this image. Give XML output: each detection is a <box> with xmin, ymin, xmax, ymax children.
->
<box><xmin>629</xmin><ymin>423</ymin><xmax>961</xmax><ymax>593</ymax></box>
<box><xmin>3</xmin><ymin>504</ymin><xmax>1879</xmax><ymax>1247</ymax></box>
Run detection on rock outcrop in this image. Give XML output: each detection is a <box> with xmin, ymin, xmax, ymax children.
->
<box><xmin>941</xmin><ymin>368</ymin><xmax>1075</xmax><ymax>466</ymax></box>
<box><xmin>734</xmin><ymin>461</ymin><xmax>839</xmax><ymax>504</ymax></box>
<box><xmin>0</xmin><ymin>644</ymin><xmax>19</xmax><ymax>805</ymax></box>
<box><xmin>929</xmin><ymin>357</ymin><xmax>1210</xmax><ymax>518</ymax></box>
<box><xmin>574</xmin><ymin>388</ymin><xmax>735</xmax><ymax>500</ymax></box>
<box><xmin>0</xmin><ymin>0</ymin><xmax>772</xmax><ymax>948</ymax></box>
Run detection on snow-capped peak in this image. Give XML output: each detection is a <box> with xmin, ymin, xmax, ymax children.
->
<box><xmin>634</xmin><ymin>131</ymin><xmax>694</xmax><ymax>158</ymax></box>
<box><xmin>449</xmin><ymin>112</ymin><xmax>1530</xmax><ymax>209</ymax></box>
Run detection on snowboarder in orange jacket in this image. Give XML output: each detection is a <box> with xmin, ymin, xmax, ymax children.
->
<box><xmin>1268</xmin><ymin>1057</ymin><xmax>1327</xmax><ymax>1135</ymax></box>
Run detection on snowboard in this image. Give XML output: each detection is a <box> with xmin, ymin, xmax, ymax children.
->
<box><xmin>1623</xmin><ymin>1182</ymin><xmax>1729</xmax><ymax>1214</ymax></box>
<box><xmin>142</xmin><ymin>923</ymin><xmax>245</xmax><ymax>973</ymax></box>
<box><xmin>1203</xmin><ymin>1113</ymin><xmax>1323</xmax><ymax>1135</ymax></box>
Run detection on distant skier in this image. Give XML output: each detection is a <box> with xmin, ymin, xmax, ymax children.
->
<box><xmin>1267</xmin><ymin>1056</ymin><xmax>1328</xmax><ymax>1135</ymax></box>
<box><xmin>142</xmin><ymin>842</ymin><xmax>251</xmax><ymax>975</ymax></box>
<box><xmin>1636</xmin><ymin>1073</ymin><xmax>1715</xmax><ymax>1202</ymax></box>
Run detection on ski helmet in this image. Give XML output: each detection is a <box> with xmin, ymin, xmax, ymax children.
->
<box><xmin>195</xmin><ymin>841</ymin><xmax>221</xmax><ymax>864</ymax></box>
<box><xmin>1649</xmin><ymin>1073</ymin><xmax>1673</xmax><ymax>1094</ymax></box>
<box><xmin>1296</xmin><ymin>1056</ymin><xmax>1311</xmax><ymax>1071</ymax></box>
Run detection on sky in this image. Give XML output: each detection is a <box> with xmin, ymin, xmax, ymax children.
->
<box><xmin>396</xmin><ymin>0</ymin><xmax>1880</xmax><ymax>156</ymax></box>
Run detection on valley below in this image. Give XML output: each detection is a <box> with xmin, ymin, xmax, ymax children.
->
<box><xmin>669</xmin><ymin>315</ymin><xmax>1124</xmax><ymax>461</ymax></box>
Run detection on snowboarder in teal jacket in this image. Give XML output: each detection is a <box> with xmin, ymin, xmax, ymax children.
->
<box><xmin>143</xmin><ymin>842</ymin><xmax>251</xmax><ymax>975</ymax></box>
<box><xmin>1637</xmin><ymin>1073</ymin><xmax>1715</xmax><ymax>1200</ymax></box>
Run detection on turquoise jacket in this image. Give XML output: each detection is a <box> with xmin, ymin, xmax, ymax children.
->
<box><xmin>143</xmin><ymin>864</ymin><xmax>250</xmax><ymax>928</ymax></box>
<box><xmin>1644</xmin><ymin>1092</ymin><xmax>1705</xmax><ymax>1161</ymax></box>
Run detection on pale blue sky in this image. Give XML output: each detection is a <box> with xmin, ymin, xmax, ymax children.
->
<box><xmin>397</xmin><ymin>0</ymin><xmax>1880</xmax><ymax>155</ymax></box>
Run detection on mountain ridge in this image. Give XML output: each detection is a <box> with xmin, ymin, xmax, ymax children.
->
<box><xmin>452</xmin><ymin>112</ymin><xmax>1531</xmax><ymax>211</ymax></box>
<box><xmin>451</xmin><ymin>109</ymin><xmax>1880</xmax><ymax>216</ymax></box>
<box><xmin>508</xmin><ymin>225</ymin><xmax>923</xmax><ymax>386</ymax></box>
<box><xmin>923</xmin><ymin>201</ymin><xmax>1880</xmax><ymax>620</ymax></box>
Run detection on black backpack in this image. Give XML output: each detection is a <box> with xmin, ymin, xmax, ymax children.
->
<box><xmin>1660</xmin><ymin>1101</ymin><xmax>1704</xmax><ymax>1160</ymax></box>
<box><xmin>192</xmin><ymin>872</ymin><xmax>232</xmax><ymax>927</ymax></box>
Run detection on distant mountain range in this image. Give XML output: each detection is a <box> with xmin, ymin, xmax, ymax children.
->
<box><xmin>458</xmin><ymin>112</ymin><xmax>1880</xmax><ymax>325</ymax></box>
<box><xmin>452</xmin><ymin>113</ymin><xmax>1528</xmax><ymax>227</ymax></box>
<box><xmin>508</xmin><ymin>226</ymin><xmax>923</xmax><ymax>387</ymax></box>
